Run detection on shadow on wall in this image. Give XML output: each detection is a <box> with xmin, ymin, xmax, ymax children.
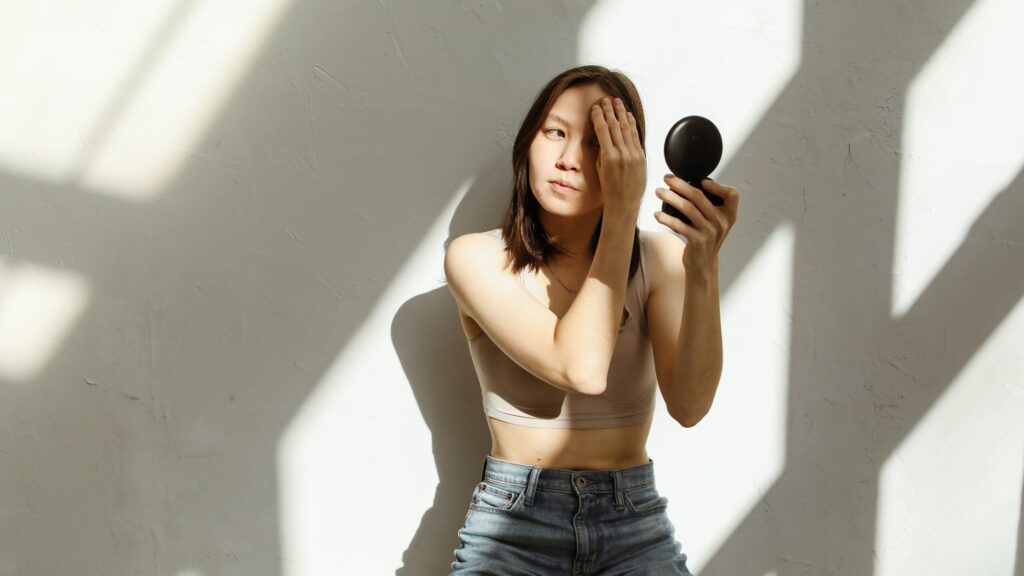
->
<box><xmin>2</xmin><ymin>0</ymin><xmax>1014</xmax><ymax>574</ymax></box>
<box><xmin>391</xmin><ymin>153</ymin><xmax>511</xmax><ymax>575</ymax></box>
<box><xmin>0</xmin><ymin>2</ymin><xmax>599</xmax><ymax>575</ymax></box>
<box><xmin>391</xmin><ymin>1</ymin><xmax>1024</xmax><ymax>575</ymax></box>
<box><xmin>1018</xmin><ymin>475</ymin><xmax>1024</xmax><ymax>576</ymax></box>
<box><xmin>678</xmin><ymin>0</ymin><xmax>1023</xmax><ymax>574</ymax></box>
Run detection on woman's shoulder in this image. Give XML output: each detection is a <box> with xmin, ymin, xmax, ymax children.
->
<box><xmin>447</xmin><ymin>228</ymin><xmax>504</xmax><ymax>253</ymax></box>
<box><xmin>444</xmin><ymin>229</ymin><xmax>509</xmax><ymax>275</ymax></box>
<box><xmin>637</xmin><ymin>228</ymin><xmax>680</xmax><ymax>267</ymax></box>
<box><xmin>639</xmin><ymin>228</ymin><xmax>682</xmax><ymax>252</ymax></box>
<box><xmin>638</xmin><ymin>229</ymin><xmax>685</xmax><ymax>294</ymax></box>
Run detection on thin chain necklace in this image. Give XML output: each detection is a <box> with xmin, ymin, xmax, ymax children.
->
<box><xmin>544</xmin><ymin>261</ymin><xmax>580</xmax><ymax>294</ymax></box>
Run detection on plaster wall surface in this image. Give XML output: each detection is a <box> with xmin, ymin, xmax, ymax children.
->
<box><xmin>0</xmin><ymin>1</ymin><xmax>1021</xmax><ymax>575</ymax></box>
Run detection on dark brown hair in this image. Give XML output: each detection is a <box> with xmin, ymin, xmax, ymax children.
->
<box><xmin>501</xmin><ymin>65</ymin><xmax>646</xmax><ymax>281</ymax></box>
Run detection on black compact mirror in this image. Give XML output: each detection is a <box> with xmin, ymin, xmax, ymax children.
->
<box><xmin>662</xmin><ymin>116</ymin><xmax>723</xmax><ymax>225</ymax></box>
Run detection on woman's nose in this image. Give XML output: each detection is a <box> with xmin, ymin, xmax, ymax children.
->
<box><xmin>556</xmin><ymin>141</ymin><xmax>584</xmax><ymax>170</ymax></box>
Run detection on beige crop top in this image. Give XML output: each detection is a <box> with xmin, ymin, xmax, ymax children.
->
<box><xmin>466</xmin><ymin>228</ymin><xmax>657</xmax><ymax>429</ymax></box>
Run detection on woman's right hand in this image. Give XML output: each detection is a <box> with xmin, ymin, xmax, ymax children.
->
<box><xmin>591</xmin><ymin>97</ymin><xmax>647</xmax><ymax>215</ymax></box>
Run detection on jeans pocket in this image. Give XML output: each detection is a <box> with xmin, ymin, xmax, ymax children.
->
<box><xmin>469</xmin><ymin>479</ymin><xmax>524</xmax><ymax>514</ymax></box>
<box><xmin>624</xmin><ymin>484</ymin><xmax>668</xmax><ymax>516</ymax></box>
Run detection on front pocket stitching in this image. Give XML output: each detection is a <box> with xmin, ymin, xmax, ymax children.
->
<box><xmin>470</xmin><ymin>485</ymin><xmax>524</xmax><ymax>514</ymax></box>
<box><xmin>624</xmin><ymin>488</ymin><xmax>667</xmax><ymax>515</ymax></box>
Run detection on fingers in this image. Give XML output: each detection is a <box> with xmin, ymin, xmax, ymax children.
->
<box><xmin>613</xmin><ymin>99</ymin><xmax>638</xmax><ymax>151</ymax></box>
<box><xmin>612</xmin><ymin>99</ymin><xmax>641</xmax><ymax>153</ymax></box>
<box><xmin>591</xmin><ymin>103</ymin><xmax>613</xmax><ymax>151</ymax></box>
<box><xmin>661</xmin><ymin>175</ymin><xmax>715</xmax><ymax>228</ymax></box>
<box><xmin>601</xmin><ymin>98</ymin><xmax>627</xmax><ymax>150</ymax></box>
<box><xmin>627</xmin><ymin>111</ymin><xmax>642</xmax><ymax>150</ymax></box>
<box><xmin>654</xmin><ymin>209</ymin><xmax>699</xmax><ymax>238</ymax></box>
<box><xmin>592</xmin><ymin>97</ymin><xmax>641</xmax><ymax>154</ymax></box>
<box><xmin>657</xmin><ymin>176</ymin><xmax>741</xmax><ymax>247</ymax></box>
<box><xmin>701</xmin><ymin>178</ymin><xmax>740</xmax><ymax>210</ymax></box>
<box><xmin>656</xmin><ymin>185</ymin><xmax>710</xmax><ymax>230</ymax></box>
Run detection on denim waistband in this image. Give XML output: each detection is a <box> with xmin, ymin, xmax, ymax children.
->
<box><xmin>480</xmin><ymin>454</ymin><xmax>657</xmax><ymax>495</ymax></box>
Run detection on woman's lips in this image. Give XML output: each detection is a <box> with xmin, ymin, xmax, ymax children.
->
<box><xmin>551</xmin><ymin>181</ymin><xmax>578</xmax><ymax>193</ymax></box>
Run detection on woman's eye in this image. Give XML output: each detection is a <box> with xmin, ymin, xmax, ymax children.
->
<box><xmin>545</xmin><ymin>129</ymin><xmax>565</xmax><ymax>137</ymax></box>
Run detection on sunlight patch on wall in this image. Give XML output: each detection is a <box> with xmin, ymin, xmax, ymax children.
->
<box><xmin>893</xmin><ymin>0</ymin><xmax>1024</xmax><ymax>317</ymax></box>
<box><xmin>278</xmin><ymin>178</ymin><xmax>475</xmax><ymax>576</ymax></box>
<box><xmin>648</xmin><ymin>222</ymin><xmax>794</xmax><ymax>570</ymax></box>
<box><xmin>577</xmin><ymin>0</ymin><xmax>802</xmax><ymax>193</ymax></box>
<box><xmin>79</xmin><ymin>0</ymin><xmax>295</xmax><ymax>200</ymax></box>
<box><xmin>0</xmin><ymin>0</ymin><xmax>294</xmax><ymax>201</ymax></box>
<box><xmin>0</xmin><ymin>2</ymin><xmax>177</xmax><ymax>185</ymax></box>
<box><xmin>0</xmin><ymin>259</ymin><xmax>90</xmax><ymax>383</ymax></box>
<box><xmin>875</xmin><ymin>294</ymin><xmax>1024</xmax><ymax>575</ymax></box>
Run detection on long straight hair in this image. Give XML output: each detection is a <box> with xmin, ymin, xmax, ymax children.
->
<box><xmin>501</xmin><ymin>65</ymin><xmax>647</xmax><ymax>281</ymax></box>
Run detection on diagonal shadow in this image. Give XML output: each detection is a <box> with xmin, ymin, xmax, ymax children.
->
<box><xmin>701</xmin><ymin>165</ymin><xmax>1023</xmax><ymax>574</ymax></box>
<box><xmin>390</xmin><ymin>0</ymin><xmax>1024</xmax><ymax>573</ymax></box>
<box><xmin>881</xmin><ymin>169</ymin><xmax>1024</xmax><ymax>457</ymax></box>
<box><xmin>1017</xmin><ymin>471</ymin><xmax>1024</xmax><ymax>576</ymax></box>
<box><xmin>2</xmin><ymin>0</ymin><xmax>1018</xmax><ymax>573</ymax></box>
<box><xmin>0</xmin><ymin>2</ymin><xmax>598</xmax><ymax>574</ymax></box>
<box><xmin>67</xmin><ymin>0</ymin><xmax>204</xmax><ymax>179</ymax></box>
<box><xmin>696</xmin><ymin>0</ymin><xmax>1024</xmax><ymax>572</ymax></box>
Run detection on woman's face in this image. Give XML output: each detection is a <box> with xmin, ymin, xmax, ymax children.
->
<box><xmin>528</xmin><ymin>83</ymin><xmax>612</xmax><ymax>218</ymax></box>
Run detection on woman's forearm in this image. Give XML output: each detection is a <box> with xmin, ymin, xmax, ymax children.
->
<box><xmin>666</xmin><ymin>266</ymin><xmax>723</xmax><ymax>426</ymax></box>
<box><xmin>555</xmin><ymin>208</ymin><xmax>638</xmax><ymax>393</ymax></box>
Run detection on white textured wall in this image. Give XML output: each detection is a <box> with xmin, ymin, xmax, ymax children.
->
<box><xmin>1</xmin><ymin>1</ymin><xmax>1021</xmax><ymax>575</ymax></box>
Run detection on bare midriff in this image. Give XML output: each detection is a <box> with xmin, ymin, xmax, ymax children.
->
<box><xmin>462</xmin><ymin>243</ymin><xmax>653</xmax><ymax>471</ymax></box>
<box><xmin>486</xmin><ymin>416</ymin><xmax>653</xmax><ymax>470</ymax></box>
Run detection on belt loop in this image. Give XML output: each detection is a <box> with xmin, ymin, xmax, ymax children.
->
<box><xmin>480</xmin><ymin>457</ymin><xmax>488</xmax><ymax>482</ymax></box>
<box><xmin>611</xmin><ymin>470</ymin><xmax>625</xmax><ymax>511</ymax></box>
<box><xmin>524</xmin><ymin>466</ymin><xmax>541</xmax><ymax>507</ymax></box>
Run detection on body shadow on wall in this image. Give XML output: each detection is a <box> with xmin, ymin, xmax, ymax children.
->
<box><xmin>393</xmin><ymin>1</ymin><xmax>1024</xmax><ymax>575</ymax></box>
<box><xmin>392</xmin><ymin>153</ymin><xmax>513</xmax><ymax>575</ymax></box>
<box><xmin>0</xmin><ymin>2</ymin><xmax>601</xmax><ymax>575</ymax></box>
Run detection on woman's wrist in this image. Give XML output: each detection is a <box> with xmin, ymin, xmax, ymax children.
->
<box><xmin>602</xmin><ymin>198</ymin><xmax>642</xmax><ymax>221</ymax></box>
<box><xmin>683</xmin><ymin>258</ymin><xmax>719</xmax><ymax>287</ymax></box>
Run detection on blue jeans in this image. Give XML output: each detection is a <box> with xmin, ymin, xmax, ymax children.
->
<box><xmin>451</xmin><ymin>455</ymin><xmax>694</xmax><ymax>575</ymax></box>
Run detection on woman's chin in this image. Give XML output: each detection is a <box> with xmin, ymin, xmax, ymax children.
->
<box><xmin>538</xmin><ymin>200</ymin><xmax>601</xmax><ymax>219</ymax></box>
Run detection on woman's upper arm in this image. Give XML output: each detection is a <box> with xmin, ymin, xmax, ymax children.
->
<box><xmin>443</xmin><ymin>233</ymin><xmax>584</xmax><ymax>393</ymax></box>
<box><xmin>645</xmin><ymin>231</ymin><xmax>686</xmax><ymax>395</ymax></box>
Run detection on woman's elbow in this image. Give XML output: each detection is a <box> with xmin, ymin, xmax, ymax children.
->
<box><xmin>671</xmin><ymin>405</ymin><xmax>710</xmax><ymax>428</ymax></box>
<box><xmin>568</xmin><ymin>372</ymin><xmax>607</xmax><ymax>396</ymax></box>
<box><xmin>677</xmin><ymin>414</ymin><xmax>704</xmax><ymax>428</ymax></box>
<box><xmin>563</xmin><ymin>363</ymin><xmax>608</xmax><ymax>396</ymax></box>
<box><xmin>578</xmin><ymin>381</ymin><xmax>607</xmax><ymax>396</ymax></box>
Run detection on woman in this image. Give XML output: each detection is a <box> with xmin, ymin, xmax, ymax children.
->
<box><xmin>444</xmin><ymin>65</ymin><xmax>739</xmax><ymax>575</ymax></box>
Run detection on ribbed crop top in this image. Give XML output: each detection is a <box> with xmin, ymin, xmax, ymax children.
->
<box><xmin>465</xmin><ymin>228</ymin><xmax>657</xmax><ymax>429</ymax></box>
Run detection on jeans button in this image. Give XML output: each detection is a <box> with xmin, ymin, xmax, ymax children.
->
<box><xmin>576</xmin><ymin>476</ymin><xmax>587</xmax><ymax>487</ymax></box>
<box><xmin>506</xmin><ymin>492</ymin><xmax>513</xmax><ymax>501</ymax></box>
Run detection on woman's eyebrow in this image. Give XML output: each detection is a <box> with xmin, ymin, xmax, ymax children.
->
<box><xmin>546</xmin><ymin>113</ymin><xmax>574</xmax><ymax>127</ymax></box>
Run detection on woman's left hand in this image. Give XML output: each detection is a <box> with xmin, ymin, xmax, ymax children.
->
<box><xmin>654</xmin><ymin>175</ymin><xmax>740</xmax><ymax>276</ymax></box>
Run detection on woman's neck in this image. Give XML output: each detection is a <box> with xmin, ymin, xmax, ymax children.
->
<box><xmin>539</xmin><ymin>209</ymin><xmax>602</xmax><ymax>261</ymax></box>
